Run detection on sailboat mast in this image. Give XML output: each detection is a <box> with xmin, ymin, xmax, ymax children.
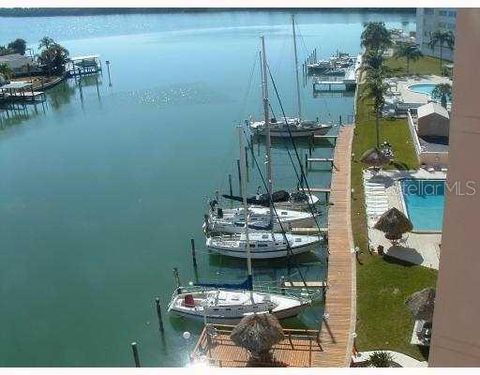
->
<box><xmin>238</xmin><ymin>126</ymin><xmax>252</xmax><ymax>286</ymax></box>
<box><xmin>292</xmin><ymin>14</ymin><xmax>302</xmax><ymax>121</ymax></box>
<box><xmin>260</xmin><ymin>36</ymin><xmax>274</xmax><ymax>225</ymax></box>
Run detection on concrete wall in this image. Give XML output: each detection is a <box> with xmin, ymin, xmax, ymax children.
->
<box><xmin>417</xmin><ymin>113</ymin><xmax>450</xmax><ymax>138</ymax></box>
<box><xmin>429</xmin><ymin>9</ymin><xmax>480</xmax><ymax>366</ymax></box>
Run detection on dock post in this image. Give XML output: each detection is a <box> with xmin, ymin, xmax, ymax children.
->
<box><xmin>131</xmin><ymin>342</ymin><xmax>141</xmax><ymax>367</ymax></box>
<box><xmin>339</xmin><ymin>115</ymin><xmax>342</xmax><ymax>126</ymax></box>
<box><xmin>236</xmin><ymin>159</ymin><xmax>242</xmax><ymax>196</ymax></box>
<box><xmin>228</xmin><ymin>174</ymin><xmax>233</xmax><ymax>196</ymax></box>
<box><xmin>106</xmin><ymin>60</ymin><xmax>112</xmax><ymax>87</ymax></box>
<box><xmin>305</xmin><ymin>153</ymin><xmax>308</xmax><ymax>172</ymax></box>
<box><xmin>190</xmin><ymin>238</ymin><xmax>197</xmax><ymax>269</ymax></box>
<box><xmin>155</xmin><ymin>297</ymin><xmax>164</xmax><ymax>333</ymax></box>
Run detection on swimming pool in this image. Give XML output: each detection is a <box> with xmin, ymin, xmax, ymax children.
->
<box><xmin>401</xmin><ymin>179</ymin><xmax>445</xmax><ymax>232</ymax></box>
<box><xmin>408</xmin><ymin>83</ymin><xmax>437</xmax><ymax>96</ymax></box>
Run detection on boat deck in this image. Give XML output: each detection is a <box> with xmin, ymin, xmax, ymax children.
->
<box><xmin>190</xmin><ymin>125</ymin><xmax>355</xmax><ymax>367</ymax></box>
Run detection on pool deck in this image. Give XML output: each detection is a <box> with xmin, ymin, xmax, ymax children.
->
<box><xmin>386</xmin><ymin>75</ymin><xmax>452</xmax><ymax>106</ymax></box>
<box><xmin>363</xmin><ymin>168</ymin><xmax>446</xmax><ymax>269</ymax></box>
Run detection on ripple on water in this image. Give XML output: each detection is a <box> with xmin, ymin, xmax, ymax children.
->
<box><xmin>112</xmin><ymin>82</ymin><xmax>231</xmax><ymax>108</ymax></box>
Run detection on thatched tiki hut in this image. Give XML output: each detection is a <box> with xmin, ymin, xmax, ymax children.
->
<box><xmin>405</xmin><ymin>287</ymin><xmax>436</xmax><ymax>322</ymax></box>
<box><xmin>360</xmin><ymin>147</ymin><xmax>390</xmax><ymax>169</ymax></box>
<box><xmin>230</xmin><ymin>313</ymin><xmax>284</xmax><ymax>362</ymax></box>
<box><xmin>373</xmin><ymin>207</ymin><xmax>413</xmax><ymax>242</ymax></box>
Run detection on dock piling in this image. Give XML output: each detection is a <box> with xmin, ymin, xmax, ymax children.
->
<box><xmin>190</xmin><ymin>238</ymin><xmax>197</xmax><ymax>268</ymax></box>
<box><xmin>155</xmin><ymin>297</ymin><xmax>164</xmax><ymax>333</ymax></box>
<box><xmin>236</xmin><ymin>159</ymin><xmax>242</xmax><ymax>196</ymax></box>
<box><xmin>228</xmin><ymin>174</ymin><xmax>233</xmax><ymax>196</ymax></box>
<box><xmin>131</xmin><ymin>342</ymin><xmax>141</xmax><ymax>367</ymax></box>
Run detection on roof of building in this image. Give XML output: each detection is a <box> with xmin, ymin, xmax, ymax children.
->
<box><xmin>417</xmin><ymin>102</ymin><xmax>450</xmax><ymax>120</ymax></box>
<box><xmin>0</xmin><ymin>53</ymin><xmax>36</xmax><ymax>71</ymax></box>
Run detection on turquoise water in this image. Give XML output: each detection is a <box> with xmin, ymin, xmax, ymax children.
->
<box><xmin>0</xmin><ymin>10</ymin><xmax>415</xmax><ymax>366</ymax></box>
<box><xmin>401</xmin><ymin>179</ymin><xmax>445</xmax><ymax>231</ymax></box>
<box><xmin>408</xmin><ymin>83</ymin><xmax>437</xmax><ymax>95</ymax></box>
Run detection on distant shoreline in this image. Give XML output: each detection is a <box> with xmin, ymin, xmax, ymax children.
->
<box><xmin>0</xmin><ymin>8</ymin><xmax>415</xmax><ymax>18</ymax></box>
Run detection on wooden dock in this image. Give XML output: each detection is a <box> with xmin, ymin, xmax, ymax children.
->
<box><xmin>190</xmin><ymin>126</ymin><xmax>355</xmax><ymax>367</ymax></box>
<box><xmin>313</xmin><ymin>125</ymin><xmax>356</xmax><ymax>367</ymax></box>
<box><xmin>191</xmin><ymin>325</ymin><xmax>324</xmax><ymax>367</ymax></box>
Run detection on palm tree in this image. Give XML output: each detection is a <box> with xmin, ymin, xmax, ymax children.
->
<box><xmin>363</xmin><ymin>50</ymin><xmax>395</xmax><ymax>78</ymax></box>
<box><xmin>368</xmin><ymin>351</ymin><xmax>394</xmax><ymax>367</ymax></box>
<box><xmin>431</xmin><ymin>83</ymin><xmax>453</xmax><ymax>109</ymax></box>
<box><xmin>362</xmin><ymin>73</ymin><xmax>389</xmax><ymax>148</ymax></box>
<box><xmin>0</xmin><ymin>62</ymin><xmax>13</xmax><ymax>80</ymax></box>
<box><xmin>361</xmin><ymin>22</ymin><xmax>392</xmax><ymax>53</ymax></box>
<box><xmin>393</xmin><ymin>42</ymin><xmax>423</xmax><ymax>74</ymax></box>
<box><xmin>38</xmin><ymin>43</ymin><xmax>70</xmax><ymax>76</ymax></box>
<box><xmin>428</xmin><ymin>30</ymin><xmax>455</xmax><ymax>70</ymax></box>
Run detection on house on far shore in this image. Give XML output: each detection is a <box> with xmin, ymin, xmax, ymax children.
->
<box><xmin>0</xmin><ymin>53</ymin><xmax>40</xmax><ymax>76</ymax></box>
<box><xmin>408</xmin><ymin>102</ymin><xmax>450</xmax><ymax>168</ymax></box>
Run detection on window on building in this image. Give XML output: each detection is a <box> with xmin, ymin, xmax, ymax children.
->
<box><xmin>439</xmin><ymin>10</ymin><xmax>447</xmax><ymax>16</ymax></box>
<box><xmin>425</xmin><ymin>8</ymin><xmax>434</xmax><ymax>15</ymax></box>
<box><xmin>448</xmin><ymin>10</ymin><xmax>457</xmax><ymax>17</ymax></box>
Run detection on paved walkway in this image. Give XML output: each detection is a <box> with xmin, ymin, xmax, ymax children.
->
<box><xmin>314</xmin><ymin>125</ymin><xmax>356</xmax><ymax>367</ymax></box>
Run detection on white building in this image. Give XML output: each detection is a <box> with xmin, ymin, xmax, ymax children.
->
<box><xmin>416</xmin><ymin>8</ymin><xmax>457</xmax><ymax>61</ymax></box>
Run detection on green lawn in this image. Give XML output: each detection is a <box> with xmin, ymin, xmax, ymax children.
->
<box><xmin>385</xmin><ymin>55</ymin><xmax>443</xmax><ymax>76</ymax></box>
<box><xmin>352</xmin><ymin>82</ymin><xmax>438</xmax><ymax>361</ymax></box>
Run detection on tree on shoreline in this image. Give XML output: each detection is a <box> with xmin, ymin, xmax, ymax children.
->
<box><xmin>7</xmin><ymin>39</ymin><xmax>27</xmax><ymax>55</ymax></box>
<box><xmin>37</xmin><ymin>37</ymin><xmax>70</xmax><ymax>76</ymax></box>
<box><xmin>0</xmin><ymin>63</ymin><xmax>13</xmax><ymax>80</ymax></box>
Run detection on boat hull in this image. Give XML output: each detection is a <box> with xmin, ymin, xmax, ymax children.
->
<box><xmin>207</xmin><ymin>239</ymin><xmax>319</xmax><ymax>259</ymax></box>
<box><xmin>254</xmin><ymin>127</ymin><xmax>331</xmax><ymax>137</ymax></box>
<box><xmin>169</xmin><ymin>303</ymin><xmax>308</xmax><ymax>324</ymax></box>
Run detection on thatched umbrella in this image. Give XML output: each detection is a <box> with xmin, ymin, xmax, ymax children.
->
<box><xmin>360</xmin><ymin>147</ymin><xmax>391</xmax><ymax>168</ymax></box>
<box><xmin>230</xmin><ymin>313</ymin><xmax>284</xmax><ymax>361</ymax></box>
<box><xmin>405</xmin><ymin>287</ymin><xmax>436</xmax><ymax>321</ymax></box>
<box><xmin>373</xmin><ymin>207</ymin><xmax>413</xmax><ymax>241</ymax></box>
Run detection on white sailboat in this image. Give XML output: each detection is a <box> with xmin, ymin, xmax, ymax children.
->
<box><xmin>204</xmin><ymin>205</ymin><xmax>317</xmax><ymax>234</ymax></box>
<box><xmin>168</xmin><ymin>62</ymin><xmax>311</xmax><ymax>321</ymax></box>
<box><xmin>206</xmin><ymin>38</ymin><xmax>322</xmax><ymax>259</ymax></box>
<box><xmin>250</xmin><ymin>15</ymin><xmax>332</xmax><ymax>138</ymax></box>
<box><xmin>206</xmin><ymin>232</ymin><xmax>321</xmax><ymax>259</ymax></box>
<box><xmin>168</xmin><ymin>288</ymin><xmax>310</xmax><ymax>325</ymax></box>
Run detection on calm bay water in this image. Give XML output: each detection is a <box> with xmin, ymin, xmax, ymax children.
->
<box><xmin>0</xmin><ymin>10</ymin><xmax>415</xmax><ymax>366</ymax></box>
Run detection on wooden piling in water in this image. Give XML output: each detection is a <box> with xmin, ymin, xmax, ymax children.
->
<box><xmin>236</xmin><ymin>159</ymin><xmax>242</xmax><ymax>196</ymax></box>
<box><xmin>228</xmin><ymin>174</ymin><xmax>233</xmax><ymax>196</ymax></box>
<box><xmin>155</xmin><ymin>297</ymin><xmax>164</xmax><ymax>333</ymax></box>
<box><xmin>131</xmin><ymin>342</ymin><xmax>141</xmax><ymax>367</ymax></box>
<box><xmin>190</xmin><ymin>238</ymin><xmax>197</xmax><ymax>268</ymax></box>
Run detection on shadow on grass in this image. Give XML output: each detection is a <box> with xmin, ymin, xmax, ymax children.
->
<box><xmin>382</xmin><ymin>254</ymin><xmax>418</xmax><ymax>267</ymax></box>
